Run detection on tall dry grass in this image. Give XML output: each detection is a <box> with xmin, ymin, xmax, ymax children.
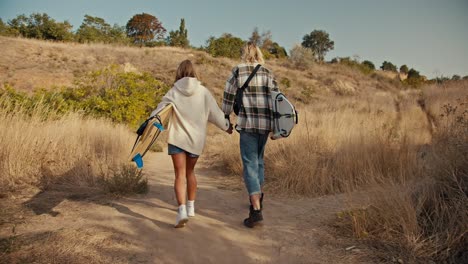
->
<box><xmin>0</xmin><ymin>100</ymin><xmax>140</xmax><ymax>194</ymax></box>
<box><xmin>207</xmin><ymin>82</ymin><xmax>467</xmax><ymax>262</ymax></box>
<box><xmin>208</xmin><ymin>92</ymin><xmax>428</xmax><ymax>195</ymax></box>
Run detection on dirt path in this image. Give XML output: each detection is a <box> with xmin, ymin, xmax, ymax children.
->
<box><xmin>1</xmin><ymin>152</ymin><xmax>370</xmax><ymax>264</ymax></box>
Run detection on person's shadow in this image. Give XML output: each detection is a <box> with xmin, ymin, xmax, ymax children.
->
<box><xmin>23</xmin><ymin>159</ymin><xmax>172</xmax><ymax>228</ymax></box>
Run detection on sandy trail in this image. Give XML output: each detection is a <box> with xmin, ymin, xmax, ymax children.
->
<box><xmin>2</xmin><ymin>152</ymin><xmax>368</xmax><ymax>264</ymax></box>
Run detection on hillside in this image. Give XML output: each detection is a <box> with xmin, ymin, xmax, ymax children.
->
<box><xmin>0</xmin><ymin>36</ymin><xmax>403</xmax><ymax>101</ymax></box>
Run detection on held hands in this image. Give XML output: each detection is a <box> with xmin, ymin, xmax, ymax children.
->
<box><xmin>226</xmin><ymin>123</ymin><xmax>234</xmax><ymax>134</ymax></box>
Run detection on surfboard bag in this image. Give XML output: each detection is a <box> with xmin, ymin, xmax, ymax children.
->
<box><xmin>270</xmin><ymin>90</ymin><xmax>298</xmax><ymax>139</ymax></box>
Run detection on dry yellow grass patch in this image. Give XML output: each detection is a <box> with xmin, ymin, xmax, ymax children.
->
<box><xmin>0</xmin><ymin>101</ymin><xmax>135</xmax><ymax>193</ymax></box>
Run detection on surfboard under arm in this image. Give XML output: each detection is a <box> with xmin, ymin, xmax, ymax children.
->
<box><xmin>129</xmin><ymin>103</ymin><xmax>173</xmax><ymax>168</ymax></box>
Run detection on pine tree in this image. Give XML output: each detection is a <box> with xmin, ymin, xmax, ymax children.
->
<box><xmin>168</xmin><ymin>18</ymin><xmax>189</xmax><ymax>48</ymax></box>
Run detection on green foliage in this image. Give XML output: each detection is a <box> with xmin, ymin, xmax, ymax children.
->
<box><xmin>399</xmin><ymin>64</ymin><xmax>409</xmax><ymax>74</ymax></box>
<box><xmin>168</xmin><ymin>18</ymin><xmax>189</xmax><ymax>48</ymax></box>
<box><xmin>380</xmin><ymin>61</ymin><xmax>398</xmax><ymax>72</ymax></box>
<box><xmin>205</xmin><ymin>33</ymin><xmax>244</xmax><ymax>59</ymax></box>
<box><xmin>451</xmin><ymin>75</ymin><xmax>461</xmax><ymax>81</ymax></box>
<box><xmin>248</xmin><ymin>28</ymin><xmax>287</xmax><ymax>59</ymax></box>
<box><xmin>301</xmin><ymin>30</ymin><xmax>334</xmax><ymax>62</ymax></box>
<box><xmin>404</xmin><ymin>68</ymin><xmax>425</xmax><ymax>88</ymax></box>
<box><xmin>126</xmin><ymin>13</ymin><xmax>166</xmax><ymax>46</ymax></box>
<box><xmin>361</xmin><ymin>60</ymin><xmax>375</xmax><ymax>70</ymax></box>
<box><xmin>339</xmin><ymin>57</ymin><xmax>374</xmax><ymax>75</ymax></box>
<box><xmin>463</xmin><ymin>75</ymin><xmax>468</xmax><ymax>80</ymax></box>
<box><xmin>7</xmin><ymin>13</ymin><xmax>74</xmax><ymax>41</ymax></box>
<box><xmin>1</xmin><ymin>66</ymin><xmax>169</xmax><ymax>127</ymax></box>
<box><xmin>76</xmin><ymin>15</ymin><xmax>129</xmax><ymax>44</ymax></box>
<box><xmin>102</xmin><ymin>164</ymin><xmax>148</xmax><ymax>195</ymax></box>
<box><xmin>0</xmin><ymin>18</ymin><xmax>15</xmax><ymax>36</ymax></box>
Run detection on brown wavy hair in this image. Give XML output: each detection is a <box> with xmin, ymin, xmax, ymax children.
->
<box><xmin>175</xmin><ymin>59</ymin><xmax>198</xmax><ymax>82</ymax></box>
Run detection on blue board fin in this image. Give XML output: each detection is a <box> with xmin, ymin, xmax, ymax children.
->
<box><xmin>154</xmin><ymin>122</ymin><xmax>165</xmax><ymax>131</ymax></box>
<box><xmin>132</xmin><ymin>153</ymin><xmax>144</xmax><ymax>169</ymax></box>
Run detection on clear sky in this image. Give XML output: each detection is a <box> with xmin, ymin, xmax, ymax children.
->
<box><xmin>1</xmin><ymin>0</ymin><xmax>467</xmax><ymax>78</ymax></box>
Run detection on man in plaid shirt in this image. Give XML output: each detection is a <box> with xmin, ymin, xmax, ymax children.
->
<box><xmin>222</xmin><ymin>42</ymin><xmax>279</xmax><ymax>228</ymax></box>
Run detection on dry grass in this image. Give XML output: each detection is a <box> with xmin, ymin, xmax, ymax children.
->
<box><xmin>207</xmin><ymin>81</ymin><xmax>467</xmax><ymax>262</ymax></box>
<box><xmin>0</xmin><ymin>99</ymin><xmax>142</xmax><ymax>194</ymax></box>
<box><xmin>0</xmin><ymin>36</ymin><xmax>402</xmax><ymax>103</ymax></box>
<box><xmin>208</xmin><ymin>91</ymin><xmax>428</xmax><ymax>195</ymax></box>
<box><xmin>2</xmin><ymin>36</ymin><xmax>467</xmax><ymax>262</ymax></box>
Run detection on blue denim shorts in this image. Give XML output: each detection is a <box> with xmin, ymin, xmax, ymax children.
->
<box><xmin>168</xmin><ymin>144</ymin><xmax>199</xmax><ymax>158</ymax></box>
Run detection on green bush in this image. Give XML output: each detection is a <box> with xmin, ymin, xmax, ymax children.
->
<box><xmin>1</xmin><ymin>65</ymin><xmax>169</xmax><ymax>127</ymax></box>
<box><xmin>339</xmin><ymin>57</ymin><xmax>374</xmax><ymax>75</ymax></box>
<box><xmin>205</xmin><ymin>33</ymin><xmax>244</xmax><ymax>59</ymax></box>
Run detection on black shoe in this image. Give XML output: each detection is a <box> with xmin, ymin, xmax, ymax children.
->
<box><xmin>243</xmin><ymin>205</ymin><xmax>263</xmax><ymax>228</ymax></box>
<box><xmin>260</xmin><ymin>192</ymin><xmax>264</xmax><ymax>209</ymax></box>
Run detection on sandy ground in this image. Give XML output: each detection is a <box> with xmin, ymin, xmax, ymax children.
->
<box><xmin>1</xmin><ymin>152</ymin><xmax>372</xmax><ymax>264</ymax></box>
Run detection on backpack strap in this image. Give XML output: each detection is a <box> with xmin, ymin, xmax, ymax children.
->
<box><xmin>240</xmin><ymin>64</ymin><xmax>262</xmax><ymax>90</ymax></box>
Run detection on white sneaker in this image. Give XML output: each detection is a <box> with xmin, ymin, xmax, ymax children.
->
<box><xmin>175</xmin><ymin>205</ymin><xmax>188</xmax><ymax>228</ymax></box>
<box><xmin>187</xmin><ymin>200</ymin><xmax>195</xmax><ymax>217</ymax></box>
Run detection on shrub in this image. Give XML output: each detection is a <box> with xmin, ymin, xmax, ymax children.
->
<box><xmin>339</xmin><ymin>57</ymin><xmax>374</xmax><ymax>74</ymax></box>
<box><xmin>102</xmin><ymin>164</ymin><xmax>148</xmax><ymax>195</ymax></box>
<box><xmin>1</xmin><ymin>65</ymin><xmax>169</xmax><ymax>127</ymax></box>
<box><xmin>205</xmin><ymin>33</ymin><xmax>244</xmax><ymax>59</ymax></box>
<box><xmin>404</xmin><ymin>68</ymin><xmax>425</xmax><ymax>88</ymax></box>
<box><xmin>399</xmin><ymin>64</ymin><xmax>409</xmax><ymax>74</ymax></box>
<box><xmin>380</xmin><ymin>61</ymin><xmax>398</xmax><ymax>72</ymax></box>
<box><xmin>289</xmin><ymin>44</ymin><xmax>314</xmax><ymax>69</ymax></box>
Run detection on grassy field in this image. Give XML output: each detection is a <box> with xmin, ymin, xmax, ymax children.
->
<box><xmin>1</xmin><ymin>36</ymin><xmax>467</xmax><ymax>263</ymax></box>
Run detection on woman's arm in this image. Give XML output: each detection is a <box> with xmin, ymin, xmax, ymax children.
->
<box><xmin>207</xmin><ymin>90</ymin><xmax>230</xmax><ymax>131</ymax></box>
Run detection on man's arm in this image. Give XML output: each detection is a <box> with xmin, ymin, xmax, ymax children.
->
<box><xmin>222</xmin><ymin>68</ymin><xmax>238</xmax><ymax>115</ymax></box>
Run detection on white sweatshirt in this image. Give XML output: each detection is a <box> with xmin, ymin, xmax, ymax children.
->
<box><xmin>151</xmin><ymin>77</ymin><xmax>229</xmax><ymax>155</ymax></box>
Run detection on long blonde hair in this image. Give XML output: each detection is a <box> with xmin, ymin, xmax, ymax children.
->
<box><xmin>175</xmin><ymin>59</ymin><xmax>199</xmax><ymax>82</ymax></box>
<box><xmin>241</xmin><ymin>42</ymin><xmax>265</xmax><ymax>64</ymax></box>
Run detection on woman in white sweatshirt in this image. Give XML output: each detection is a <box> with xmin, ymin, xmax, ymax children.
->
<box><xmin>151</xmin><ymin>60</ymin><xmax>233</xmax><ymax>228</ymax></box>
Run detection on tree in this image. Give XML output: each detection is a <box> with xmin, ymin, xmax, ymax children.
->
<box><xmin>452</xmin><ymin>75</ymin><xmax>461</xmax><ymax>81</ymax></box>
<box><xmin>400</xmin><ymin>64</ymin><xmax>409</xmax><ymax>74</ymax></box>
<box><xmin>380</xmin><ymin>61</ymin><xmax>397</xmax><ymax>72</ymax></box>
<box><xmin>463</xmin><ymin>75</ymin><xmax>468</xmax><ymax>80</ymax></box>
<box><xmin>362</xmin><ymin>60</ymin><xmax>375</xmax><ymax>70</ymax></box>
<box><xmin>407</xmin><ymin>68</ymin><xmax>421</xmax><ymax>79</ymax></box>
<box><xmin>205</xmin><ymin>33</ymin><xmax>244</xmax><ymax>59</ymax></box>
<box><xmin>126</xmin><ymin>13</ymin><xmax>166</xmax><ymax>46</ymax></box>
<box><xmin>0</xmin><ymin>18</ymin><xmax>11</xmax><ymax>36</ymax></box>
<box><xmin>268</xmin><ymin>42</ymin><xmax>288</xmax><ymax>58</ymax></box>
<box><xmin>108</xmin><ymin>24</ymin><xmax>130</xmax><ymax>44</ymax></box>
<box><xmin>7</xmin><ymin>13</ymin><xmax>73</xmax><ymax>41</ymax></box>
<box><xmin>249</xmin><ymin>27</ymin><xmax>261</xmax><ymax>46</ymax></box>
<box><xmin>405</xmin><ymin>68</ymin><xmax>425</xmax><ymax>87</ymax></box>
<box><xmin>168</xmin><ymin>18</ymin><xmax>189</xmax><ymax>48</ymax></box>
<box><xmin>301</xmin><ymin>30</ymin><xmax>334</xmax><ymax>62</ymax></box>
<box><xmin>289</xmin><ymin>44</ymin><xmax>314</xmax><ymax>69</ymax></box>
<box><xmin>76</xmin><ymin>15</ymin><xmax>112</xmax><ymax>43</ymax></box>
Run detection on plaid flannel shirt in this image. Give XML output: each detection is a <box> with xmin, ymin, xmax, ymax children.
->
<box><xmin>222</xmin><ymin>63</ymin><xmax>279</xmax><ymax>134</ymax></box>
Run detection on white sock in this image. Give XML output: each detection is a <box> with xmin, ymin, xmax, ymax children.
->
<box><xmin>187</xmin><ymin>200</ymin><xmax>195</xmax><ymax>217</ymax></box>
<box><xmin>175</xmin><ymin>204</ymin><xmax>188</xmax><ymax>227</ymax></box>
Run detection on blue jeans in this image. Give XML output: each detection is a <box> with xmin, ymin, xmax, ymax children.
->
<box><xmin>240</xmin><ymin>131</ymin><xmax>269</xmax><ymax>195</ymax></box>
